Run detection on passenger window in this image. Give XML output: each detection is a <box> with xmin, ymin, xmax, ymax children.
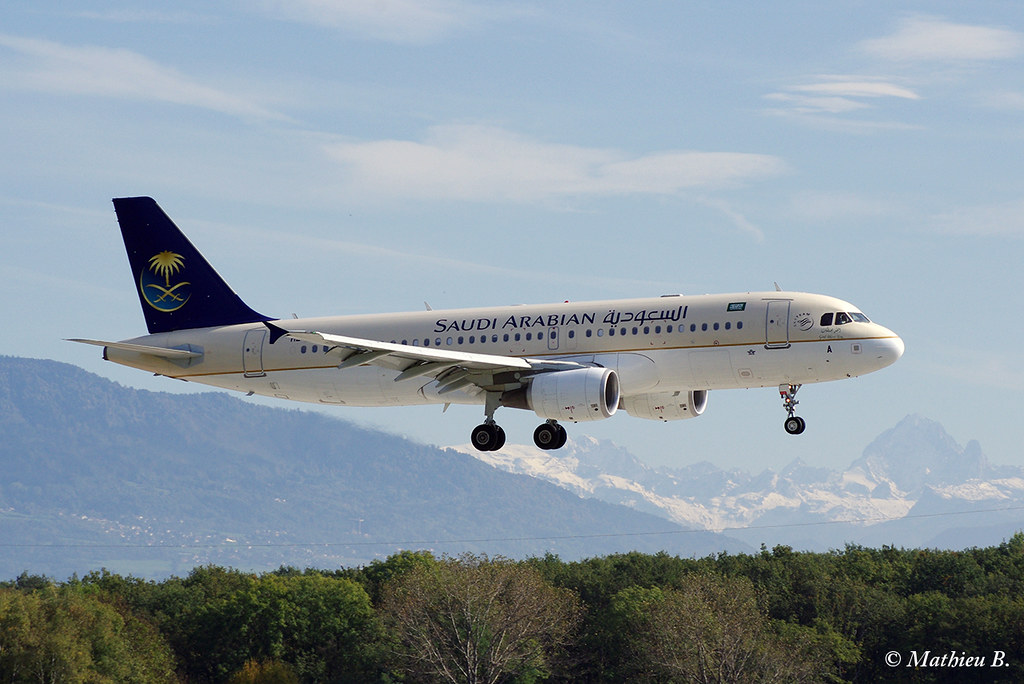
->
<box><xmin>300</xmin><ymin>345</ymin><xmax>307</xmax><ymax>354</ymax></box>
<box><xmin>737</xmin><ymin>321</ymin><xmax>743</xmax><ymax>330</ymax></box>
<box><xmin>568</xmin><ymin>330</ymin><xmax>575</xmax><ymax>339</ymax></box>
<box><xmin>515</xmin><ymin>333</ymin><xmax>521</xmax><ymax>341</ymax></box>
<box><xmin>312</xmin><ymin>345</ymin><xmax>318</xmax><ymax>353</ymax></box>
<box><xmin>713</xmin><ymin>322</ymin><xmax>719</xmax><ymax>331</ymax></box>
<box><xmin>835</xmin><ymin>312</ymin><xmax>851</xmax><ymax>325</ymax></box>
<box><xmin>526</xmin><ymin>333</ymin><xmax>532</xmax><ymax>341</ymax></box>
<box><xmin>503</xmin><ymin>333</ymin><xmax>509</xmax><ymax>342</ymax></box>
<box><xmin>446</xmin><ymin>337</ymin><xmax>453</xmax><ymax>345</ymax></box>
<box><xmin>820</xmin><ymin>312</ymin><xmax>834</xmax><ymax>326</ymax></box>
<box><xmin>725</xmin><ymin>322</ymin><xmax>731</xmax><ymax>330</ymax></box>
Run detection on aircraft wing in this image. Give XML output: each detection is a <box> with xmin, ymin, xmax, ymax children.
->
<box><xmin>275</xmin><ymin>326</ymin><xmax>584</xmax><ymax>394</ymax></box>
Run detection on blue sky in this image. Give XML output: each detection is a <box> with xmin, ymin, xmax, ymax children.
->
<box><xmin>2</xmin><ymin>2</ymin><xmax>1022</xmax><ymax>472</ymax></box>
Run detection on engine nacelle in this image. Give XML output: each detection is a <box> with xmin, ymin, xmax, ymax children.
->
<box><xmin>511</xmin><ymin>367</ymin><xmax>620</xmax><ymax>422</ymax></box>
<box><xmin>620</xmin><ymin>389</ymin><xmax>708</xmax><ymax>421</ymax></box>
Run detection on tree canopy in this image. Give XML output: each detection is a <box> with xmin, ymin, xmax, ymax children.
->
<box><xmin>2</xmin><ymin>535</ymin><xmax>1023</xmax><ymax>682</ymax></box>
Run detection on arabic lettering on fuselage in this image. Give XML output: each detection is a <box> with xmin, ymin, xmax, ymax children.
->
<box><xmin>432</xmin><ymin>305</ymin><xmax>686</xmax><ymax>333</ymax></box>
<box><xmin>601</xmin><ymin>305</ymin><xmax>686</xmax><ymax>327</ymax></box>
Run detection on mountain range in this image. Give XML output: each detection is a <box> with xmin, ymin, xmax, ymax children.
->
<box><xmin>456</xmin><ymin>415</ymin><xmax>1024</xmax><ymax>551</ymax></box>
<box><xmin>0</xmin><ymin>356</ymin><xmax>740</xmax><ymax>579</ymax></box>
<box><xmin>4</xmin><ymin>356</ymin><xmax>1019</xmax><ymax>580</ymax></box>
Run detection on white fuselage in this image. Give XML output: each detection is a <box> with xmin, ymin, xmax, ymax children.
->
<box><xmin>104</xmin><ymin>291</ymin><xmax>904</xmax><ymax>411</ymax></box>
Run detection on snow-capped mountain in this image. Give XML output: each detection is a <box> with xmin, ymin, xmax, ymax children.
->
<box><xmin>455</xmin><ymin>415</ymin><xmax>1024</xmax><ymax>550</ymax></box>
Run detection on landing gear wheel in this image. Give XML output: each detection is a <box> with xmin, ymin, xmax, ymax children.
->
<box><xmin>534</xmin><ymin>422</ymin><xmax>567</xmax><ymax>450</ymax></box>
<box><xmin>553</xmin><ymin>423</ymin><xmax>568</xmax><ymax>449</ymax></box>
<box><xmin>784</xmin><ymin>416</ymin><xmax>806</xmax><ymax>435</ymax></box>
<box><xmin>471</xmin><ymin>423</ymin><xmax>505</xmax><ymax>451</ymax></box>
<box><xmin>778</xmin><ymin>384</ymin><xmax>806</xmax><ymax>435</ymax></box>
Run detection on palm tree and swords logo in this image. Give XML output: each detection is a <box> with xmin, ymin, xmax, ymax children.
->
<box><xmin>140</xmin><ymin>250</ymin><xmax>191</xmax><ymax>312</ymax></box>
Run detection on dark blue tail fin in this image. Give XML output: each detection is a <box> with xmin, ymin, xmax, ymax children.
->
<box><xmin>113</xmin><ymin>197</ymin><xmax>270</xmax><ymax>334</ymax></box>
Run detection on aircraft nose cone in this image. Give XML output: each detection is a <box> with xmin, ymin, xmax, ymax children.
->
<box><xmin>876</xmin><ymin>334</ymin><xmax>904</xmax><ymax>368</ymax></box>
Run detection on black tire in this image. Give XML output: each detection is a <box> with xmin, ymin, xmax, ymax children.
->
<box><xmin>554</xmin><ymin>424</ymin><xmax>568</xmax><ymax>449</ymax></box>
<box><xmin>472</xmin><ymin>424</ymin><xmax>498</xmax><ymax>451</ymax></box>
<box><xmin>784</xmin><ymin>416</ymin><xmax>805</xmax><ymax>435</ymax></box>
<box><xmin>533</xmin><ymin>423</ymin><xmax>558</xmax><ymax>450</ymax></box>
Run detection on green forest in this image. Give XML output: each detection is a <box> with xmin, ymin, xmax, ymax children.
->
<box><xmin>3</xmin><ymin>535</ymin><xmax>1024</xmax><ymax>683</ymax></box>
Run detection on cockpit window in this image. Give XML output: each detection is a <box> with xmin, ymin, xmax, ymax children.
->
<box><xmin>824</xmin><ymin>311</ymin><xmax>870</xmax><ymax>326</ymax></box>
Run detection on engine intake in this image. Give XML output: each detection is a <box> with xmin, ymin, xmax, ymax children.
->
<box><xmin>503</xmin><ymin>367</ymin><xmax>619</xmax><ymax>422</ymax></box>
<box><xmin>620</xmin><ymin>389</ymin><xmax>708</xmax><ymax>421</ymax></box>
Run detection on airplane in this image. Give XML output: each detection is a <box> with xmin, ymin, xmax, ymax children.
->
<box><xmin>71</xmin><ymin>197</ymin><xmax>904</xmax><ymax>452</ymax></box>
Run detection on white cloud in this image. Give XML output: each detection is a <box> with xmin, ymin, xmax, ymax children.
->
<box><xmin>323</xmin><ymin>125</ymin><xmax>788</xmax><ymax>202</ymax></box>
<box><xmin>789</xmin><ymin>81</ymin><xmax>920</xmax><ymax>100</ymax></box>
<box><xmin>860</xmin><ymin>15</ymin><xmax>1024</xmax><ymax>62</ymax></box>
<box><xmin>766</xmin><ymin>77</ymin><xmax>920</xmax><ymax>117</ymax></box>
<box><xmin>257</xmin><ymin>0</ymin><xmax>487</xmax><ymax>44</ymax></box>
<box><xmin>0</xmin><ymin>34</ymin><xmax>284</xmax><ymax>120</ymax></box>
<box><xmin>765</xmin><ymin>92</ymin><xmax>871</xmax><ymax>115</ymax></box>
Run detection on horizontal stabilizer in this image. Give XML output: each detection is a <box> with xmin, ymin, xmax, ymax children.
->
<box><xmin>67</xmin><ymin>339</ymin><xmax>202</xmax><ymax>359</ymax></box>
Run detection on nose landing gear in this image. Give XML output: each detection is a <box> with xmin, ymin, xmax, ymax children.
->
<box><xmin>779</xmin><ymin>384</ymin><xmax>806</xmax><ymax>435</ymax></box>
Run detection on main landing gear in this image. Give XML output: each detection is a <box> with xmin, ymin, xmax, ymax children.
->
<box><xmin>470</xmin><ymin>394</ymin><xmax>568</xmax><ymax>452</ymax></box>
<box><xmin>471</xmin><ymin>422</ymin><xmax>506</xmax><ymax>451</ymax></box>
<box><xmin>533</xmin><ymin>420</ymin><xmax>568</xmax><ymax>450</ymax></box>
<box><xmin>779</xmin><ymin>383</ymin><xmax>806</xmax><ymax>435</ymax></box>
<box><xmin>470</xmin><ymin>420</ymin><xmax>568</xmax><ymax>451</ymax></box>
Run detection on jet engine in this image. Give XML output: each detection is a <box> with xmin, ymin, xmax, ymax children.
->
<box><xmin>503</xmin><ymin>367</ymin><xmax>619</xmax><ymax>422</ymax></box>
<box><xmin>620</xmin><ymin>389</ymin><xmax>708</xmax><ymax>421</ymax></box>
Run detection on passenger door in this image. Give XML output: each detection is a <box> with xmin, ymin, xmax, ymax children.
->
<box><xmin>243</xmin><ymin>329</ymin><xmax>267</xmax><ymax>377</ymax></box>
<box><xmin>764</xmin><ymin>300</ymin><xmax>791</xmax><ymax>349</ymax></box>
